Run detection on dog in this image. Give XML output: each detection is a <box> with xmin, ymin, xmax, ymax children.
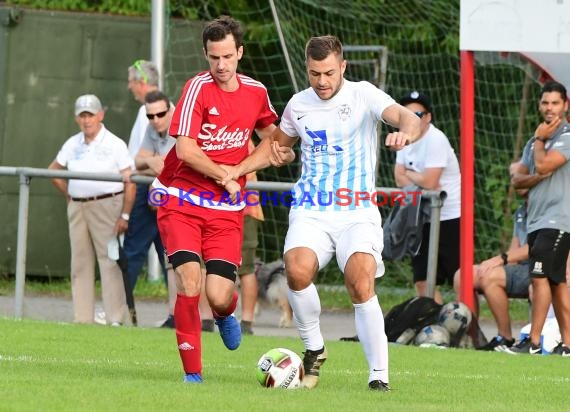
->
<box><xmin>254</xmin><ymin>259</ymin><xmax>293</xmax><ymax>328</ymax></box>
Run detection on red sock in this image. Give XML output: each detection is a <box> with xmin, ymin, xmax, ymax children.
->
<box><xmin>174</xmin><ymin>294</ymin><xmax>202</xmax><ymax>374</ymax></box>
<box><xmin>213</xmin><ymin>291</ymin><xmax>238</xmax><ymax>318</ymax></box>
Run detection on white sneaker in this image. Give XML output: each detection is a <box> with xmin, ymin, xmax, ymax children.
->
<box><xmin>94</xmin><ymin>307</ymin><xmax>107</xmax><ymax>325</ymax></box>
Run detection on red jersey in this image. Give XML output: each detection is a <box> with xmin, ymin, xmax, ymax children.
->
<box><xmin>158</xmin><ymin>71</ymin><xmax>277</xmax><ymax>210</ymax></box>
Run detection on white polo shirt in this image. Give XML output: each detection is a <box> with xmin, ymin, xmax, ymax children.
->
<box><xmin>55</xmin><ymin>124</ymin><xmax>134</xmax><ymax>198</ymax></box>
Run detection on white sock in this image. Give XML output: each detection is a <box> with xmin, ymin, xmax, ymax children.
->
<box><xmin>288</xmin><ymin>284</ymin><xmax>324</xmax><ymax>351</ymax></box>
<box><xmin>354</xmin><ymin>295</ymin><xmax>389</xmax><ymax>383</ymax></box>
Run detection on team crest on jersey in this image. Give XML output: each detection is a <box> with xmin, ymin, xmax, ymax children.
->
<box><xmin>304</xmin><ymin>126</ymin><xmax>343</xmax><ymax>154</ymax></box>
<box><xmin>338</xmin><ymin>104</ymin><xmax>351</xmax><ymax>121</ymax></box>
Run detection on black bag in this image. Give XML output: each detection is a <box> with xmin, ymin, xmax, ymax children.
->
<box><xmin>384</xmin><ymin>296</ymin><xmax>442</xmax><ymax>342</ymax></box>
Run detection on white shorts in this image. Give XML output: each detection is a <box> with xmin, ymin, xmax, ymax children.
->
<box><xmin>284</xmin><ymin>208</ymin><xmax>385</xmax><ymax>278</ymax></box>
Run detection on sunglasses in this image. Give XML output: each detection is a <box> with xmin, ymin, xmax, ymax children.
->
<box><xmin>133</xmin><ymin>59</ymin><xmax>148</xmax><ymax>83</ymax></box>
<box><xmin>415</xmin><ymin>111</ymin><xmax>428</xmax><ymax>118</ymax></box>
<box><xmin>146</xmin><ymin>110</ymin><xmax>168</xmax><ymax>120</ymax></box>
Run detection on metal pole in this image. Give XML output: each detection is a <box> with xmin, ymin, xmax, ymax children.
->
<box><xmin>425</xmin><ymin>193</ymin><xmax>443</xmax><ymax>299</ymax></box>
<box><xmin>149</xmin><ymin>0</ymin><xmax>166</xmax><ymax>281</ymax></box>
<box><xmin>14</xmin><ymin>173</ymin><xmax>30</xmax><ymax>319</ymax></box>
<box><xmin>269</xmin><ymin>0</ymin><xmax>300</xmax><ymax>92</ymax></box>
<box><xmin>151</xmin><ymin>0</ymin><xmax>165</xmax><ymax>90</ymax></box>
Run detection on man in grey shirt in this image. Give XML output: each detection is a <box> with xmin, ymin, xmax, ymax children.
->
<box><xmin>127</xmin><ymin>90</ymin><xmax>177</xmax><ymax>327</ymax></box>
<box><xmin>136</xmin><ymin>92</ymin><xmax>176</xmax><ymax>172</ymax></box>
<box><xmin>510</xmin><ymin>80</ymin><xmax>570</xmax><ymax>356</ymax></box>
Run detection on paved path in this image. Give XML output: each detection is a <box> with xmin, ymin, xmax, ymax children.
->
<box><xmin>0</xmin><ymin>294</ymin><xmax>357</xmax><ymax>340</ymax></box>
<box><xmin>0</xmin><ymin>294</ymin><xmax>523</xmax><ymax>342</ymax></box>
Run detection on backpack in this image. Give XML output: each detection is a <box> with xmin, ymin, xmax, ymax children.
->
<box><xmin>384</xmin><ymin>296</ymin><xmax>442</xmax><ymax>343</ymax></box>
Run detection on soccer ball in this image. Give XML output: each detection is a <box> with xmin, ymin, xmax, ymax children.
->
<box><xmin>438</xmin><ymin>301</ymin><xmax>472</xmax><ymax>338</ymax></box>
<box><xmin>256</xmin><ymin>348</ymin><xmax>304</xmax><ymax>389</ymax></box>
<box><xmin>414</xmin><ymin>324</ymin><xmax>450</xmax><ymax>347</ymax></box>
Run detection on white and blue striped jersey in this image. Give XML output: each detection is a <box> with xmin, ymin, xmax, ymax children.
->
<box><xmin>279</xmin><ymin>80</ymin><xmax>396</xmax><ymax>211</ymax></box>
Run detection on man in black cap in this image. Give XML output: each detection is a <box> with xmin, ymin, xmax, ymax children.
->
<box><xmin>394</xmin><ymin>90</ymin><xmax>461</xmax><ymax>303</ymax></box>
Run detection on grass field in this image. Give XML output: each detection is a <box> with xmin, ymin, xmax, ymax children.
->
<box><xmin>1</xmin><ymin>318</ymin><xmax>568</xmax><ymax>412</ymax></box>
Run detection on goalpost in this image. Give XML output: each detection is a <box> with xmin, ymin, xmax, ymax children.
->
<box><xmin>459</xmin><ymin>0</ymin><xmax>570</xmax><ymax>310</ymax></box>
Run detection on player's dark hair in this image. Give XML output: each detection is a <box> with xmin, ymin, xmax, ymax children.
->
<box><xmin>144</xmin><ymin>90</ymin><xmax>170</xmax><ymax>108</ymax></box>
<box><xmin>202</xmin><ymin>15</ymin><xmax>244</xmax><ymax>50</ymax></box>
<box><xmin>305</xmin><ymin>35</ymin><xmax>343</xmax><ymax>62</ymax></box>
<box><xmin>541</xmin><ymin>80</ymin><xmax>567</xmax><ymax>102</ymax></box>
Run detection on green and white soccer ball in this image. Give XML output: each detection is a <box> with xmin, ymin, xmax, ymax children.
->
<box><xmin>414</xmin><ymin>324</ymin><xmax>451</xmax><ymax>348</ymax></box>
<box><xmin>256</xmin><ymin>348</ymin><xmax>304</xmax><ymax>389</ymax></box>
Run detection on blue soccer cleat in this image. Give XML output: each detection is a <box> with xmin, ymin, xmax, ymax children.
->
<box><xmin>215</xmin><ymin>314</ymin><xmax>241</xmax><ymax>350</ymax></box>
<box><xmin>183</xmin><ymin>373</ymin><xmax>203</xmax><ymax>384</ymax></box>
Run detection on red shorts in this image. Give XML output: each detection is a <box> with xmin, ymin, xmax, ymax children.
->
<box><xmin>157</xmin><ymin>196</ymin><xmax>244</xmax><ymax>267</ymax></box>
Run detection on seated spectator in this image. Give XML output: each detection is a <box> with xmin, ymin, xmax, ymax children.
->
<box><xmin>454</xmin><ymin>164</ymin><xmax>529</xmax><ymax>350</ymax></box>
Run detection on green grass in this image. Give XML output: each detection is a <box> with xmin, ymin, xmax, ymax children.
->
<box><xmin>0</xmin><ymin>318</ymin><xmax>568</xmax><ymax>412</ymax></box>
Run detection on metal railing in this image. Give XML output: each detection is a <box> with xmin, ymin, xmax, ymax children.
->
<box><xmin>0</xmin><ymin>166</ymin><xmax>443</xmax><ymax>319</ymax></box>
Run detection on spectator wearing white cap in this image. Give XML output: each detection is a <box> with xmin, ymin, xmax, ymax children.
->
<box><xmin>48</xmin><ymin>94</ymin><xmax>135</xmax><ymax>325</ymax></box>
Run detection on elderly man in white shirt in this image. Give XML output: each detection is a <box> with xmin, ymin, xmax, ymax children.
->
<box><xmin>48</xmin><ymin>94</ymin><xmax>135</xmax><ymax>325</ymax></box>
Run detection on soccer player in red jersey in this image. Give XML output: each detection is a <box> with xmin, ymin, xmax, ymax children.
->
<box><xmin>154</xmin><ymin>16</ymin><xmax>287</xmax><ymax>383</ymax></box>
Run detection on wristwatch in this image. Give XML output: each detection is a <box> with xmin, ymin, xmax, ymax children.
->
<box><xmin>120</xmin><ymin>213</ymin><xmax>130</xmax><ymax>221</ymax></box>
<box><xmin>534</xmin><ymin>136</ymin><xmax>548</xmax><ymax>143</ymax></box>
<box><xmin>501</xmin><ymin>252</ymin><xmax>508</xmax><ymax>265</ymax></box>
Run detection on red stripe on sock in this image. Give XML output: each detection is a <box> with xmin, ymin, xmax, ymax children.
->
<box><xmin>174</xmin><ymin>293</ymin><xmax>202</xmax><ymax>374</ymax></box>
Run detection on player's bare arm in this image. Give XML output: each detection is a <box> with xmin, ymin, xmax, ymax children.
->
<box><xmin>222</xmin><ymin>127</ymin><xmax>296</xmax><ymax>186</ymax></box>
<box><xmin>382</xmin><ymin>104</ymin><xmax>421</xmax><ymax>150</ymax></box>
<box><xmin>220</xmin><ymin>123</ymin><xmax>278</xmax><ymax>182</ymax></box>
<box><xmin>175</xmin><ymin>135</ymin><xmax>233</xmax><ymax>184</ymax></box>
<box><xmin>270</xmin><ymin>127</ymin><xmax>297</xmax><ymax>167</ymax></box>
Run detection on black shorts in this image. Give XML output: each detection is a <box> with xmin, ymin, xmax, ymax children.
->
<box><xmin>527</xmin><ymin>229</ymin><xmax>570</xmax><ymax>284</ymax></box>
<box><xmin>412</xmin><ymin>218</ymin><xmax>460</xmax><ymax>285</ymax></box>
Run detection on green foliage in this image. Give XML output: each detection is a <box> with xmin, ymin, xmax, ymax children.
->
<box><xmin>6</xmin><ymin>0</ymin><xmax>150</xmax><ymax>15</ymax></box>
<box><xmin>2</xmin><ymin>318</ymin><xmax>569</xmax><ymax>411</ymax></box>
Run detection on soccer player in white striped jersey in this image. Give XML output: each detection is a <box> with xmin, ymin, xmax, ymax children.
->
<box><xmin>228</xmin><ymin>35</ymin><xmax>421</xmax><ymax>391</ymax></box>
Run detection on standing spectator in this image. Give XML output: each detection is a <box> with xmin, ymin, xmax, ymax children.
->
<box><xmin>133</xmin><ymin>90</ymin><xmax>177</xmax><ymax>327</ymax></box>
<box><xmin>395</xmin><ymin>91</ymin><xmax>461</xmax><ymax>304</ymax></box>
<box><xmin>228</xmin><ymin>35</ymin><xmax>421</xmax><ymax>391</ymax></box>
<box><xmin>508</xmin><ymin>80</ymin><xmax>570</xmax><ymax>355</ymax></box>
<box><xmin>48</xmin><ymin>94</ymin><xmax>135</xmax><ymax>325</ymax></box>
<box><xmin>123</xmin><ymin>59</ymin><xmax>169</xmax><ymax>325</ymax></box>
<box><xmin>154</xmin><ymin>16</ymin><xmax>282</xmax><ymax>384</ymax></box>
<box><xmin>127</xmin><ymin>60</ymin><xmax>160</xmax><ymax>158</ymax></box>
<box><xmin>453</xmin><ymin>166</ymin><xmax>529</xmax><ymax>350</ymax></box>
